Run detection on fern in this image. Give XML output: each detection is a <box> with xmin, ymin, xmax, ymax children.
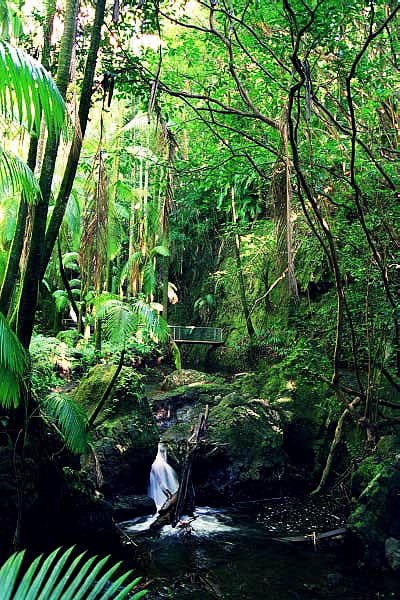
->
<box><xmin>0</xmin><ymin>546</ymin><xmax>147</xmax><ymax>599</ymax></box>
<box><xmin>41</xmin><ymin>392</ymin><xmax>89</xmax><ymax>454</ymax></box>
<box><xmin>0</xmin><ymin>312</ymin><xmax>27</xmax><ymax>408</ymax></box>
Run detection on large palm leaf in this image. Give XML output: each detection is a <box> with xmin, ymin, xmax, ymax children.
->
<box><xmin>0</xmin><ymin>146</ymin><xmax>41</xmax><ymax>203</ymax></box>
<box><xmin>0</xmin><ymin>546</ymin><xmax>147</xmax><ymax>599</ymax></box>
<box><xmin>0</xmin><ymin>311</ymin><xmax>27</xmax><ymax>408</ymax></box>
<box><xmin>40</xmin><ymin>392</ymin><xmax>89</xmax><ymax>454</ymax></box>
<box><xmin>0</xmin><ymin>40</ymin><xmax>65</xmax><ymax>138</ymax></box>
<box><xmin>94</xmin><ymin>294</ymin><xmax>168</xmax><ymax>346</ymax></box>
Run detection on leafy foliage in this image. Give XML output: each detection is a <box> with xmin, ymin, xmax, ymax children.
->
<box><xmin>0</xmin><ymin>40</ymin><xmax>65</xmax><ymax>138</ymax></box>
<box><xmin>0</xmin><ymin>546</ymin><xmax>147</xmax><ymax>599</ymax></box>
<box><xmin>40</xmin><ymin>392</ymin><xmax>89</xmax><ymax>454</ymax></box>
<box><xmin>0</xmin><ymin>311</ymin><xmax>27</xmax><ymax>407</ymax></box>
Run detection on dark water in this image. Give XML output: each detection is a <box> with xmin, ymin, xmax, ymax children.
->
<box><xmin>119</xmin><ymin>500</ymin><xmax>400</xmax><ymax>600</ymax></box>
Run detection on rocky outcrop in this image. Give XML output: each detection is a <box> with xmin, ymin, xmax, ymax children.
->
<box><xmin>161</xmin><ymin>369</ymin><xmax>223</xmax><ymax>391</ymax></box>
<box><xmin>154</xmin><ymin>370</ymin><xmax>290</xmax><ymax>502</ymax></box>
<box><xmin>348</xmin><ymin>451</ymin><xmax>400</xmax><ymax>570</ymax></box>
<box><xmin>74</xmin><ymin>364</ymin><xmax>158</xmax><ymax>498</ymax></box>
<box><xmin>111</xmin><ymin>494</ymin><xmax>156</xmax><ymax>520</ymax></box>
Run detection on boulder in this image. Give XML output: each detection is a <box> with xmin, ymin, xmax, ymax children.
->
<box><xmin>75</xmin><ymin>364</ymin><xmax>159</xmax><ymax>496</ymax></box>
<box><xmin>161</xmin><ymin>369</ymin><xmax>223</xmax><ymax>391</ymax></box>
<box><xmin>74</xmin><ymin>364</ymin><xmax>144</xmax><ymax>422</ymax></box>
<box><xmin>347</xmin><ymin>458</ymin><xmax>400</xmax><ymax>569</ymax></box>
<box><xmin>160</xmin><ymin>388</ymin><xmax>288</xmax><ymax>502</ymax></box>
<box><xmin>196</xmin><ymin>394</ymin><xmax>287</xmax><ymax>501</ymax></box>
<box><xmin>385</xmin><ymin>537</ymin><xmax>400</xmax><ymax>572</ymax></box>
<box><xmin>112</xmin><ymin>494</ymin><xmax>156</xmax><ymax>520</ymax></box>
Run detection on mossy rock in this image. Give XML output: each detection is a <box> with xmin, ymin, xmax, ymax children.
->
<box><xmin>347</xmin><ymin>459</ymin><xmax>400</xmax><ymax>568</ymax></box>
<box><xmin>74</xmin><ymin>364</ymin><xmax>144</xmax><ymax>422</ymax></box>
<box><xmin>207</xmin><ymin>394</ymin><xmax>285</xmax><ymax>479</ymax></box>
<box><xmin>75</xmin><ymin>364</ymin><xmax>158</xmax><ymax>495</ymax></box>
<box><xmin>163</xmin><ymin>391</ymin><xmax>288</xmax><ymax>502</ymax></box>
<box><xmin>161</xmin><ymin>369</ymin><xmax>224</xmax><ymax>391</ymax></box>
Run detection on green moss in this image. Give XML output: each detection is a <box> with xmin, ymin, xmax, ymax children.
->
<box><xmin>208</xmin><ymin>394</ymin><xmax>285</xmax><ymax>480</ymax></box>
<box><xmin>348</xmin><ymin>463</ymin><xmax>400</xmax><ymax>544</ymax></box>
<box><xmin>73</xmin><ymin>364</ymin><xmax>144</xmax><ymax>422</ymax></box>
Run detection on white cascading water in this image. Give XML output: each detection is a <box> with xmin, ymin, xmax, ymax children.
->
<box><xmin>148</xmin><ymin>442</ymin><xmax>179</xmax><ymax>511</ymax></box>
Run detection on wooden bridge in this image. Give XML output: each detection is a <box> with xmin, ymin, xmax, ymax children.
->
<box><xmin>168</xmin><ymin>325</ymin><xmax>224</xmax><ymax>345</ymax></box>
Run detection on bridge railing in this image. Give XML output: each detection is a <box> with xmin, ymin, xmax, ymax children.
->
<box><xmin>168</xmin><ymin>325</ymin><xmax>224</xmax><ymax>344</ymax></box>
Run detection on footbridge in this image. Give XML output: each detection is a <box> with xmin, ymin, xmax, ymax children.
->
<box><xmin>168</xmin><ymin>325</ymin><xmax>224</xmax><ymax>345</ymax></box>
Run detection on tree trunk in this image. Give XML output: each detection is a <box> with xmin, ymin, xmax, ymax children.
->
<box><xmin>16</xmin><ymin>0</ymin><xmax>78</xmax><ymax>348</ymax></box>
<box><xmin>41</xmin><ymin>0</ymin><xmax>107</xmax><ymax>278</ymax></box>
<box><xmin>231</xmin><ymin>186</ymin><xmax>255</xmax><ymax>338</ymax></box>
<box><xmin>0</xmin><ymin>134</ymin><xmax>39</xmax><ymax>317</ymax></box>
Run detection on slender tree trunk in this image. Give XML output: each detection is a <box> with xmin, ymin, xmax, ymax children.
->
<box><xmin>16</xmin><ymin>0</ymin><xmax>78</xmax><ymax>348</ymax></box>
<box><xmin>41</xmin><ymin>0</ymin><xmax>107</xmax><ymax>278</ymax></box>
<box><xmin>0</xmin><ymin>131</ymin><xmax>39</xmax><ymax>317</ymax></box>
<box><xmin>231</xmin><ymin>186</ymin><xmax>255</xmax><ymax>338</ymax></box>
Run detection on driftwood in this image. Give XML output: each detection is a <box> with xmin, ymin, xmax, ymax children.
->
<box><xmin>275</xmin><ymin>527</ymin><xmax>347</xmax><ymax>544</ymax></box>
<box><xmin>172</xmin><ymin>405</ymin><xmax>209</xmax><ymax>526</ymax></box>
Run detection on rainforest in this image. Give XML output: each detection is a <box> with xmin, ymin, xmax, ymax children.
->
<box><xmin>0</xmin><ymin>0</ymin><xmax>399</xmax><ymax>598</ymax></box>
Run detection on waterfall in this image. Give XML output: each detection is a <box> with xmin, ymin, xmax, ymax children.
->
<box><xmin>148</xmin><ymin>442</ymin><xmax>179</xmax><ymax>511</ymax></box>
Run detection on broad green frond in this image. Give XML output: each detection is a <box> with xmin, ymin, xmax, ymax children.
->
<box><xmin>142</xmin><ymin>262</ymin><xmax>156</xmax><ymax>297</ymax></box>
<box><xmin>0</xmin><ymin>311</ymin><xmax>26</xmax><ymax>375</ymax></box>
<box><xmin>0</xmin><ymin>309</ymin><xmax>27</xmax><ymax>408</ymax></box>
<box><xmin>52</xmin><ymin>290</ymin><xmax>69</xmax><ymax>313</ymax></box>
<box><xmin>0</xmin><ymin>367</ymin><xmax>21</xmax><ymax>408</ymax></box>
<box><xmin>0</xmin><ymin>40</ymin><xmax>65</xmax><ymax>138</ymax></box>
<box><xmin>41</xmin><ymin>392</ymin><xmax>89</xmax><ymax>454</ymax></box>
<box><xmin>132</xmin><ymin>298</ymin><xmax>168</xmax><ymax>342</ymax></box>
<box><xmin>94</xmin><ymin>297</ymin><xmax>137</xmax><ymax>344</ymax></box>
<box><xmin>62</xmin><ymin>252</ymin><xmax>79</xmax><ymax>270</ymax></box>
<box><xmin>0</xmin><ymin>146</ymin><xmax>40</xmax><ymax>203</ymax></box>
<box><xmin>0</xmin><ymin>546</ymin><xmax>146</xmax><ymax>599</ymax></box>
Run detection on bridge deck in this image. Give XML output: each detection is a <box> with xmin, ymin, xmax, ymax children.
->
<box><xmin>168</xmin><ymin>325</ymin><xmax>224</xmax><ymax>344</ymax></box>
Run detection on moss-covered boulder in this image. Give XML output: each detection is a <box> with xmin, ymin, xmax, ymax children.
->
<box><xmin>74</xmin><ymin>364</ymin><xmax>144</xmax><ymax>422</ymax></box>
<box><xmin>160</xmin><ymin>386</ymin><xmax>288</xmax><ymax>502</ymax></box>
<box><xmin>161</xmin><ymin>369</ymin><xmax>223</xmax><ymax>391</ymax></box>
<box><xmin>347</xmin><ymin>458</ymin><xmax>400</xmax><ymax>569</ymax></box>
<box><xmin>75</xmin><ymin>364</ymin><xmax>158</xmax><ymax>496</ymax></box>
<box><xmin>197</xmin><ymin>394</ymin><xmax>286</xmax><ymax>500</ymax></box>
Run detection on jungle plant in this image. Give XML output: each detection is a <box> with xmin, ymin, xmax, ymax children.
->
<box><xmin>0</xmin><ymin>311</ymin><xmax>27</xmax><ymax>408</ymax></box>
<box><xmin>0</xmin><ymin>545</ymin><xmax>147</xmax><ymax>599</ymax></box>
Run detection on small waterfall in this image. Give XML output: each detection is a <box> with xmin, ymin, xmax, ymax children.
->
<box><xmin>148</xmin><ymin>443</ymin><xmax>179</xmax><ymax>511</ymax></box>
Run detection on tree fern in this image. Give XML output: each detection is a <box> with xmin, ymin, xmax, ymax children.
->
<box><xmin>0</xmin><ymin>546</ymin><xmax>147</xmax><ymax>599</ymax></box>
<box><xmin>94</xmin><ymin>294</ymin><xmax>168</xmax><ymax>347</ymax></box>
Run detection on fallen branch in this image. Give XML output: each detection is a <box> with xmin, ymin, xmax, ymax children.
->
<box><xmin>276</xmin><ymin>527</ymin><xmax>347</xmax><ymax>544</ymax></box>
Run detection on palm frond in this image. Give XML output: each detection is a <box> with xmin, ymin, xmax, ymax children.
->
<box><xmin>0</xmin><ymin>367</ymin><xmax>21</xmax><ymax>408</ymax></box>
<box><xmin>94</xmin><ymin>297</ymin><xmax>137</xmax><ymax>344</ymax></box>
<box><xmin>41</xmin><ymin>392</ymin><xmax>89</xmax><ymax>454</ymax></box>
<box><xmin>142</xmin><ymin>262</ymin><xmax>156</xmax><ymax>298</ymax></box>
<box><xmin>132</xmin><ymin>298</ymin><xmax>168</xmax><ymax>342</ymax></box>
<box><xmin>0</xmin><ymin>145</ymin><xmax>40</xmax><ymax>203</ymax></box>
<box><xmin>0</xmin><ymin>40</ymin><xmax>65</xmax><ymax>139</ymax></box>
<box><xmin>0</xmin><ymin>311</ymin><xmax>26</xmax><ymax>375</ymax></box>
<box><xmin>0</xmin><ymin>546</ymin><xmax>147</xmax><ymax>600</ymax></box>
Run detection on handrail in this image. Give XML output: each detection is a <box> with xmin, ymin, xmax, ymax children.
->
<box><xmin>168</xmin><ymin>325</ymin><xmax>224</xmax><ymax>344</ymax></box>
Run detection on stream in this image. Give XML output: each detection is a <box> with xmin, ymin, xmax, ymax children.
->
<box><xmin>118</xmin><ymin>442</ymin><xmax>400</xmax><ymax>600</ymax></box>
<box><xmin>120</xmin><ymin>501</ymin><xmax>400</xmax><ymax>600</ymax></box>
